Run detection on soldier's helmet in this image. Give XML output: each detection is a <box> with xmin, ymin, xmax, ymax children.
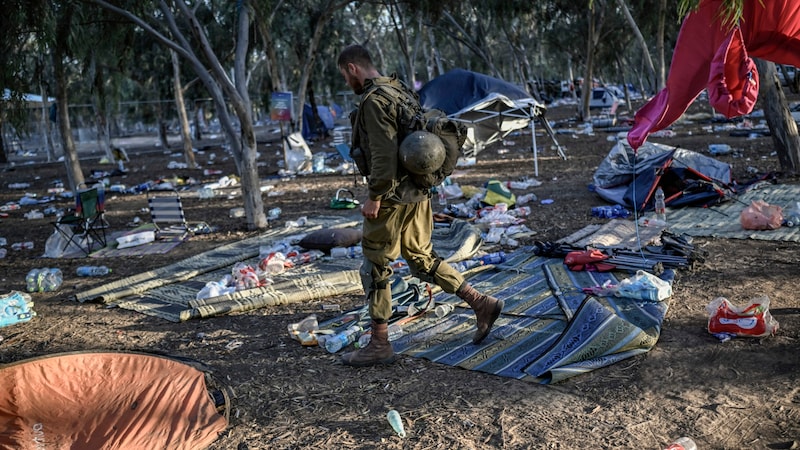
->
<box><xmin>399</xmin><ymin>130</ymin><xmax>445</xmax><ymax>175</ymax></box>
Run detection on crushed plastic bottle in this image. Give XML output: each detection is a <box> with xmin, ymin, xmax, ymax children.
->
<box><xmin>387</xmin><ymin>409</ymin><xmax>407</xmax><ymax>438</ymax></box>
<box><xmin>76</xmin><ymin>266</ymin><xmax>111</xmax><ymax>277</ymax></box>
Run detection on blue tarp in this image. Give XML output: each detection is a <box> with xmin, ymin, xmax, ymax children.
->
<box><xmin>592</xmin><ymin>141</ymin><xmax>734</xmax><ymax>212</ymax></box>
<box><xmin>302</xmin><ymin>104</ymin><xmax>335</xmax><ymax>140</ymax></box>
<box><xmin>418</xmin><ymin>69</ymin><xmax>530</xmax><ymax>115</ymax></box>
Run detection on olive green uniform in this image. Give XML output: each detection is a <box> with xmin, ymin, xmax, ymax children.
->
<box><xmin>352</xmin><ymin>75</ymin><xmax>464</xmax><ymax>322</ymax></box>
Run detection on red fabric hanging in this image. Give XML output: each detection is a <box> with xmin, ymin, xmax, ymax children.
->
<box><xmin>628</xmin><ymin>0</ymin><xmax>800</xmax><ymax>151</ymax></box>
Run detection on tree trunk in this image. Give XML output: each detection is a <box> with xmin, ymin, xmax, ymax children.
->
<box><xmin>92</xmin><ymin>62</ymin><xmax>113</xmax><ymax>162</ymax></box>
<box><xmin>755</xmin><ymin>59</ymin><xmax>800</xmax><ymax>175</ymax></box>
<box><xmin>39</xmin><ymin>81</ymin><xmax>56</xmax><ymax>162</ymax></box>
<box><xmin>294</xmin><ymin>7</ymin><xmax>335</xmax><ymax>135</ymax></box>
<box><xmin>54</xmin><ymin>54</ymin><xmax>85</xmax><ymax>192</ymax></box>
<box><xmin>234</xmin><ymin>2</ymin><xmax>267</xmax><ymax>229</ymax></box>
<box><xmin>194</xmin><ymin>105</ymin><xmax>204</xmax><ymax>141</ymax></box>
<box><xmin>171</xmin><ymin>50</ymin><xmax>196</xmax><ymax>168</ymax></box>
<box><xmin>656</xmin><ymin>0</ymin><xmax>667</xmax><ymax>91</ymax></box>
<box><xmin>0</xmin><ymin>117</ymin><xmax>7</xmax><ymax>164</ymax></box>
<box><xmin>581</xmin><ymin>5</ymin><xmax>597</xmax><ymax>121</ymax></box>
<box><xmin>616</xmin><ymin>0</ymin><xmax>655</xmax><ymax>90</ymax></box>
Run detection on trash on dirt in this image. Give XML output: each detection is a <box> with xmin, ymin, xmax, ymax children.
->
<box><xmin>614</xmin><ymin>270</ymin><xmax>672</xmax><ymax>301</ymax></box>
<box><xmin>0</xmin><ymin>291</ymin><xmax>36</xmax><ymax>328</ymax></box>
<box><xmin>224</xmin><ymin>340</ymin><xmax>244</xmax><ymax>351</ymax></box>
<box><xmin>740</xmin><ymin>200</ymin><xmax>783</xmax><ymax>230</ymax></box>
<box><xmin>706</xmin><ymin>296</ymin><xmax>779</xmax><ymax>340</ymax></box>
<box><xmin>287</xmin><ymin>314</ymin><xmax>319</xmax><ymax>346</ymax></box>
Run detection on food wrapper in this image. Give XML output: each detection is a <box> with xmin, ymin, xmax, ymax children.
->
<box><xmin>706</xmin><ymin>296</ymin><xmax>779</xmax><ymax>338</ymax></box>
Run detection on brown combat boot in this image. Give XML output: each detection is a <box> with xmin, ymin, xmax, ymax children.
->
<box><xmin>457</xmin><ymin>283</ymin><xmax>504</xmax><ymax>344</ymax></box>
<box><xmin>341</xmin><ymin>321</ymin><xmax>397</xmax><ymax>367</ymax></box>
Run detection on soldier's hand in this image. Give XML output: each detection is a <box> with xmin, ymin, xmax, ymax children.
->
<box><xmin>361</xmin><ymin>198</ymin><xmax>380</xmax><ymax>219</ymax></box>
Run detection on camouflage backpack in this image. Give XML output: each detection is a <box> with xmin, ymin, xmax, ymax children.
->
<box><xmin>352</xmin><ymin>79</ymin><xmax>467</xmax><ymax>192</ymax></box>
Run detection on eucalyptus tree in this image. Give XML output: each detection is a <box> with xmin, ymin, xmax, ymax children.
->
<box><xmin>51</xmin><ymin>0</ymin><xmax>88</xmax><ymax>191</ymax></box>
<box><xmin>91</xmin><ymin>0</ymin><xmax>270</xmax><ymax>228</ymax></box>
<box><xmin>0</xmin><ymin>0</ymin><xmax>50</xmax><ymax>164</ymax></box>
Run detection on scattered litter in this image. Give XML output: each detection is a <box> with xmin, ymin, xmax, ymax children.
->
<box><xmin>387</xmin><ymin>410</ymin><xmax>407</xmax><ymax>438</ymax></box>
<box><xmin>167</xmin><ymin>161</ymin><xmax>188</xmax><ymax>169</ymax></box>
<box><xmin>224</xmin><ymin>340</ymin><xmax>244</xmax><ymax>351</ymax></box>
<box><xmin>541</xmin><ymin>199</ymin><xmax>554</xmax><ymax>205</ymax></box>
<box><xmin>0</xmin><ymin>291</ymin><xmax>36</xmax><ymax>328</ymax></box>
<box><xmin>707</xmin><ymin>296</ymin><xmax>779</xmax><ymax>340</ymax></box>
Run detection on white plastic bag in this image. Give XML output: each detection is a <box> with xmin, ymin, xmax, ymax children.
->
<box><xmin>615</xmin><ymin>270</ymin><xmax>672</xmax><ymax>301</ymax></box>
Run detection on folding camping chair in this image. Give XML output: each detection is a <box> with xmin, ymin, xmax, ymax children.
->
<box><xmin>53</xmin><ymin>184</ymin><xmax>109</xmax><ymax>256</ymax></box>
<box><xmin>147</xmin><ymin>190</ymin><xmax>192</xmax><ymax>240</ymax></box>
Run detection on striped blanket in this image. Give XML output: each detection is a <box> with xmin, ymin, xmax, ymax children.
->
<box><xmin>75</xmin><ymin>218</ymin><xmax>483</xmax><ymax>322</ymax></box>
<box><xmin>325</xmin><ymin>250</ymin><xmax>671</xmax><ymax>384</ymax></box>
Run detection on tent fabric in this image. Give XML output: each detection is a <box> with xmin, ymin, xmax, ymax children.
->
<box><xmin>418</xmin><ymin>69</ymin><xmax>562</xmax><ymax>161</ymax></box>
<box><xmin>629</xmin><ymin>0</ymin><xmax>800</xmax><ymax>150</ymax></box>
<box><xmin>592</xmin><ymin>140</ymin><xmax>733</xmax><ymax>212</ymax></box>
<box><xmin>418</xmin><ymin>69</ymin><xmax>532</xmax><ymax>115</ymax></box>
<box><xmin>0</xmin><ymin>352</ymin><xmax>227</xmax><ymax>450</ymax></box>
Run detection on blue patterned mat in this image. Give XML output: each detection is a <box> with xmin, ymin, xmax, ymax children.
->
<box><xmin>326</xmin><ymin>249</ymin><xmax>671</xmax><ymax>384</ymax></box>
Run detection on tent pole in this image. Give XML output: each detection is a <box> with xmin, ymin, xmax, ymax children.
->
<box><xmin>530</xmin><ymin>104</ymin><xmax>539</xmax><ymax>177</ymax></box>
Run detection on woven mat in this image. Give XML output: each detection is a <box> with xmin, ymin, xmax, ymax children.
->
<box><xmin>666</xmin><ymin>183</ymin><xmax>800</xmax><ymax>241</ymax></box>
<box><xmin>77</xmin><ymin>218</ymin><xmax>483</xmax><ymax>322</ymax></box>
<box><xmin>89</xmin><ymin>224</ymin><xmax>186</xmax><ymax>258</ymax></box>
<box><xmin>323</xmin><ymin>249</ymin><xmax>670</xmax><ymax>384</ymax></box>
<box><xmin>558</xmin><ymin>219</ymin><xmax>665</xmax><ymax>250</ymax></box>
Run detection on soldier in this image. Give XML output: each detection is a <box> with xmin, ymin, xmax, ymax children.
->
<box><xmin>336</xmin><ymin>44</ymin><xmax>504</xmax><ymax>367</ymax></box>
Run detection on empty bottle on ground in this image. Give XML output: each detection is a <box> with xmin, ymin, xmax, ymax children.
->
<box><xmin>76</xmin><ymin>266</ymin><xmax>111</xmax><ymax>277</ymax></box>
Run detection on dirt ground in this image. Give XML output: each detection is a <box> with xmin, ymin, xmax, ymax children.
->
<box><xmin>1</xmin><ymin>99</ymin><xmax>799</xmax><ymax>450</ymax></box>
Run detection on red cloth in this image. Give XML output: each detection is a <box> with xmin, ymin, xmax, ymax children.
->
<box><xmin>564</xmin><ymin>249</ymin><xmax>615</xmax><ymax>272</ymax></box>
<box><xmin>628</xmin><ymin>0</ymin><xmax>800</xmax><ymax>150</ymax></box>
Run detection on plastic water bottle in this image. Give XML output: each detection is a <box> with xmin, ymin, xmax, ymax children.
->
<box><xmin>76</xmin><ymin>266</ymin><xmax>111</xmax><ymax>277</ymax></box>
<box><xmin>478</xmin><ymin>251</ymin><xmax>506</xmax><ymax>265</ymax></box>
<box><xmin>330</xmin><ymin>246</ymin><xmax>363</xmax><ymax>258</ymax></box>
<box><xmin>591</xmin><ymin>205</ymin><xmax>630</xmax><ymax>219</ymax></box>
<box><xmin>654</xmin><ymin>187</ymin><xmax>667</xmax><ymax>223</ymax></box>
<box><xmin>664</xmin><ymin>436</ymin><xmax>697</xmax><ymax>450</ymax></box>
<box><xmin>387</xmin><ymin>409</ymin><xmax>406</xmax><ymax>438</ymax></box>
<box><xmin>267</xmin><ymin>207</ymin><xmax>282</xmax><ymax>221</ymax></box>
<box><xmin>26</xmin><ymin>268</ymin><xmax>63</xmax><ymax>293</ymax></box>
<box><xmin>387</xmin><ymin>323</ymin><xmax>404</xmax><ymax>341</ymax></box>
<box><xmin>325</xmin><ymin>326</ymin><xmax>361</xmax><ymax>353</ymax></box>
<box><xmin>437</xmin><ymin>184</ymin><xmax>447</xmax><ymax>206</ymax></box>
<box><xmin>452</xmin><ymin>259</ymin><xmax>483</xmax><ymax>272</ymax></box>
<box><xmin>40</xmin><ymin>269</ymin><xmax>63</xmax><ymax>292</ymax></box>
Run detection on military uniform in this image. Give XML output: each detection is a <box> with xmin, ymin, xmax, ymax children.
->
<box><xmin>351</xmin><ymin>75</ymin><xmax>464</xmax><ymax>323</ymax></box>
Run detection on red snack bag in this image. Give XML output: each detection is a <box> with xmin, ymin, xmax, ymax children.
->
<box><xmin>706</xmin><ymin>296</ymin><xmax>779</xmax><ymax>337</ymax></box>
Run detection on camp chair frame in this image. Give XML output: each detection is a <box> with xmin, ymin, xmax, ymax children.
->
<box><xmin>147</xmin><ymin>190</ymin><xmax>193</xmax><ymax>240</ymax></box>
<box><xmin>52</xmin><ymin>184</ymin><xmax>109</xmax><ymax>256</ymax></box>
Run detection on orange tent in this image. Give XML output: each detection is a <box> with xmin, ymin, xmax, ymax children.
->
<box><xmin>0</xmin><ymin>352</ymin><xmax>228</xmax><ymax>449</ymax></box>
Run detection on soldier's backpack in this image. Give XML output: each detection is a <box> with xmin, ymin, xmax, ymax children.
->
<box><xmin>352</xmin><ymin>80</ymin><xmax>467</xmax><ymax>192</ymax></box>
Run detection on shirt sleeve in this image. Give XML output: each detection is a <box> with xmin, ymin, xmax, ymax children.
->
<box><xmin>361</xmin><ymin>94</ymin><xmax>400</xmax><ymax>201</ymax></box>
